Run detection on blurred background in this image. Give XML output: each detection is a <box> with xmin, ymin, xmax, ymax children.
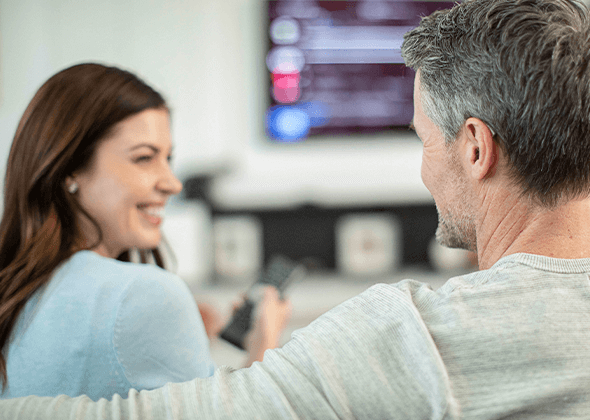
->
<box><xmin>4</xmin><ymin>0</ymin><xmax>564</xmax><ymax>366</ymax></box>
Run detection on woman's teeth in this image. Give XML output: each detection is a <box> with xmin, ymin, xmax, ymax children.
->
<box><xmin>138</xmin><ymin>205</ymin><xmax>164</xmax><ymax>218</ymax></box>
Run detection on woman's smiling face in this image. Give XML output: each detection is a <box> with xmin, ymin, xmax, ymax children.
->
<box><xmin>70</xmin><ymin>108</ymin><xmax>182</xmax><ymax>258</ymax></box>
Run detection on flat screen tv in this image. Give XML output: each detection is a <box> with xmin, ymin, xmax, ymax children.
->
<box><xmin>264</xmin><ymin>0</ymin><xmax>455</xmax><ymax>142</ymax></box>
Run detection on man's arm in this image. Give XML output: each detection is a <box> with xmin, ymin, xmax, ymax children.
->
<box><xmin>0</xmin><ymin>364</ymin><xmax>336</xmax><ymax>420</ymax></box>
<box><xmin>0</xmin><ymin>284</ymin><xmax>456</xmax><ymax>420</ymax></box>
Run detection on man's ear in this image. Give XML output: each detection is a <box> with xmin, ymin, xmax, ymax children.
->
<box><xmin>461</xmin><ymin>117</ymin><xmax>499</xmax><ymax>180</ymax></box>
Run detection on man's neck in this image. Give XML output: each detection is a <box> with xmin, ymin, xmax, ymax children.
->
<box><xmin>476</xmin><ymin>195</ymin><xmax>590</xmax><ymax>270</ymax></box>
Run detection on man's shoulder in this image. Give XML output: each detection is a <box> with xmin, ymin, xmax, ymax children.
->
<box><xmin>347</xmin><ymin>263</ymin><xmax>522</xmax><ymax>319</ymax></box>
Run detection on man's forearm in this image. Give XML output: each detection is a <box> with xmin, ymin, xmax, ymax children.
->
<box><xmin>0</xmin><ymin>285</ymin><xmax>452</xmax><ymax>420</ymax></box>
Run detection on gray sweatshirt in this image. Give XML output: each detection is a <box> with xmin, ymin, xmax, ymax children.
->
<box><xmin>2</xmin><ymin>253</ymin><xmax>590</xmax><ymax>419</ymax></box>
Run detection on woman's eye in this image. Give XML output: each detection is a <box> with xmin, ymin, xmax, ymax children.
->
<box><xmin>134</xmin><ymin>155</ymin><xmax>153</xmax><ymax>163</ymax></box>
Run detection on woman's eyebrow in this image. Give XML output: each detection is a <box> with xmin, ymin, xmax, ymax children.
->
<box><xmin>129</xmin><ymin>143</ymin><xmax>159</xmax><ymax>153</ymax></box>
<box><xmin>128</xmin><ymin>144</ymin><xmax>175</xmax><ymax>156</ymax></box>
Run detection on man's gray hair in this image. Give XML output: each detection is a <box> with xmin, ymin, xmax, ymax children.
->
<box><xmin>402</xmin><ymin>0</ymin><xmax>590</xmax><ymax>207</ymax></box>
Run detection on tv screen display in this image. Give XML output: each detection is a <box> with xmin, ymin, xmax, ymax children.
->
<box><xmin>264</xmin><ymin>0</ymin><xmax>455</xmax><ymax>142</ymax></box>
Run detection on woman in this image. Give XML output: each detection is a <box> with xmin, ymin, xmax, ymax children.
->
<box><xmin>0</xmin><ymin>63</ymin><xmax>291</xmax><ymax>401</ymax></box>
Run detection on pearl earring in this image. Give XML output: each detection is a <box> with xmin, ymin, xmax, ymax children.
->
<box><xmin>68</xmin><ymin>182</ymin><xmax>79</xmax><ymax>194</ymax></box>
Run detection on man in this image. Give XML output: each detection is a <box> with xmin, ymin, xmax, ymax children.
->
<box><xmin>3</xmin><ymin>0</ymin><xmax>590</xmax><ymax>418</ymax></box>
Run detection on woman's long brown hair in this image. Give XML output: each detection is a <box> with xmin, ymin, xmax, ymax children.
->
<box><xmin>0</xmin><ymin>63</ymin><xmax>169</xmax><ymax>391</ymax></box>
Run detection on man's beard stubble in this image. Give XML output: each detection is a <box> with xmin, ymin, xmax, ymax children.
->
<box><xmin>434</xmin><ymin>147</ymin><xmax>478</xmax><ymax>253</ymax></box>
<box><xmin>435</xmin><ymin>208</ymin><xmax>477</xmax><ymax>253</ymax></box>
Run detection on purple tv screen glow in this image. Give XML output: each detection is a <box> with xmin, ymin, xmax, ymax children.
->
<box><xmin>265</xmin><ymin>0</ymin><xmax>455</xmax><ymax>142</ymax></box>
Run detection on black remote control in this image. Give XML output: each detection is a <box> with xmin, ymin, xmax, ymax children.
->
<box><xmin>219</xmin><ymin>255</ymin><xmax>305</xmax><ymax>350</ymax></box>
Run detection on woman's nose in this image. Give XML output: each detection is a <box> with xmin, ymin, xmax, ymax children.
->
<box><xmin>158</xmin><ymin>168</ymin><xmax>183</xmax><ymax>195</ymax></box>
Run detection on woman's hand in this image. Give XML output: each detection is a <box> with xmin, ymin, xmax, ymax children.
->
<box><xmin>197</xmin><ymin>302</ymin><xmax>224</xmax><ymax>339</ymax></box>
<box><xmin>244</xmin><ymin>286</ymin><xmax>292</xmax><ymax>367</ymax></box>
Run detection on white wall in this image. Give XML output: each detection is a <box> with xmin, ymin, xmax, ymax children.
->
<box><xmin>0</xmin><ymin>0</ymin><xmax>434</xmax><ymax>213</ymax></box>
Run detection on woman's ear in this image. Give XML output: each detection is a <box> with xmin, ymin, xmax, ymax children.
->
<box><xmin>462</xmin><ymin>117</ymin><xmax>499</xmax><ymax>180</ymax></box>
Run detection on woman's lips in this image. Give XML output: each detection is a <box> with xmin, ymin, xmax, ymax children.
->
<box><xmin>137</xmin><ymin>204</ymin><xmax>164</xmax><ymax>225</ymax></box>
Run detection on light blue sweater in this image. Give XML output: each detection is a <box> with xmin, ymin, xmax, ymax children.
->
<box><xmin>2</xmin><ymin>251</ymin><xmax>215</xmax><ymax>401</ymax></box>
